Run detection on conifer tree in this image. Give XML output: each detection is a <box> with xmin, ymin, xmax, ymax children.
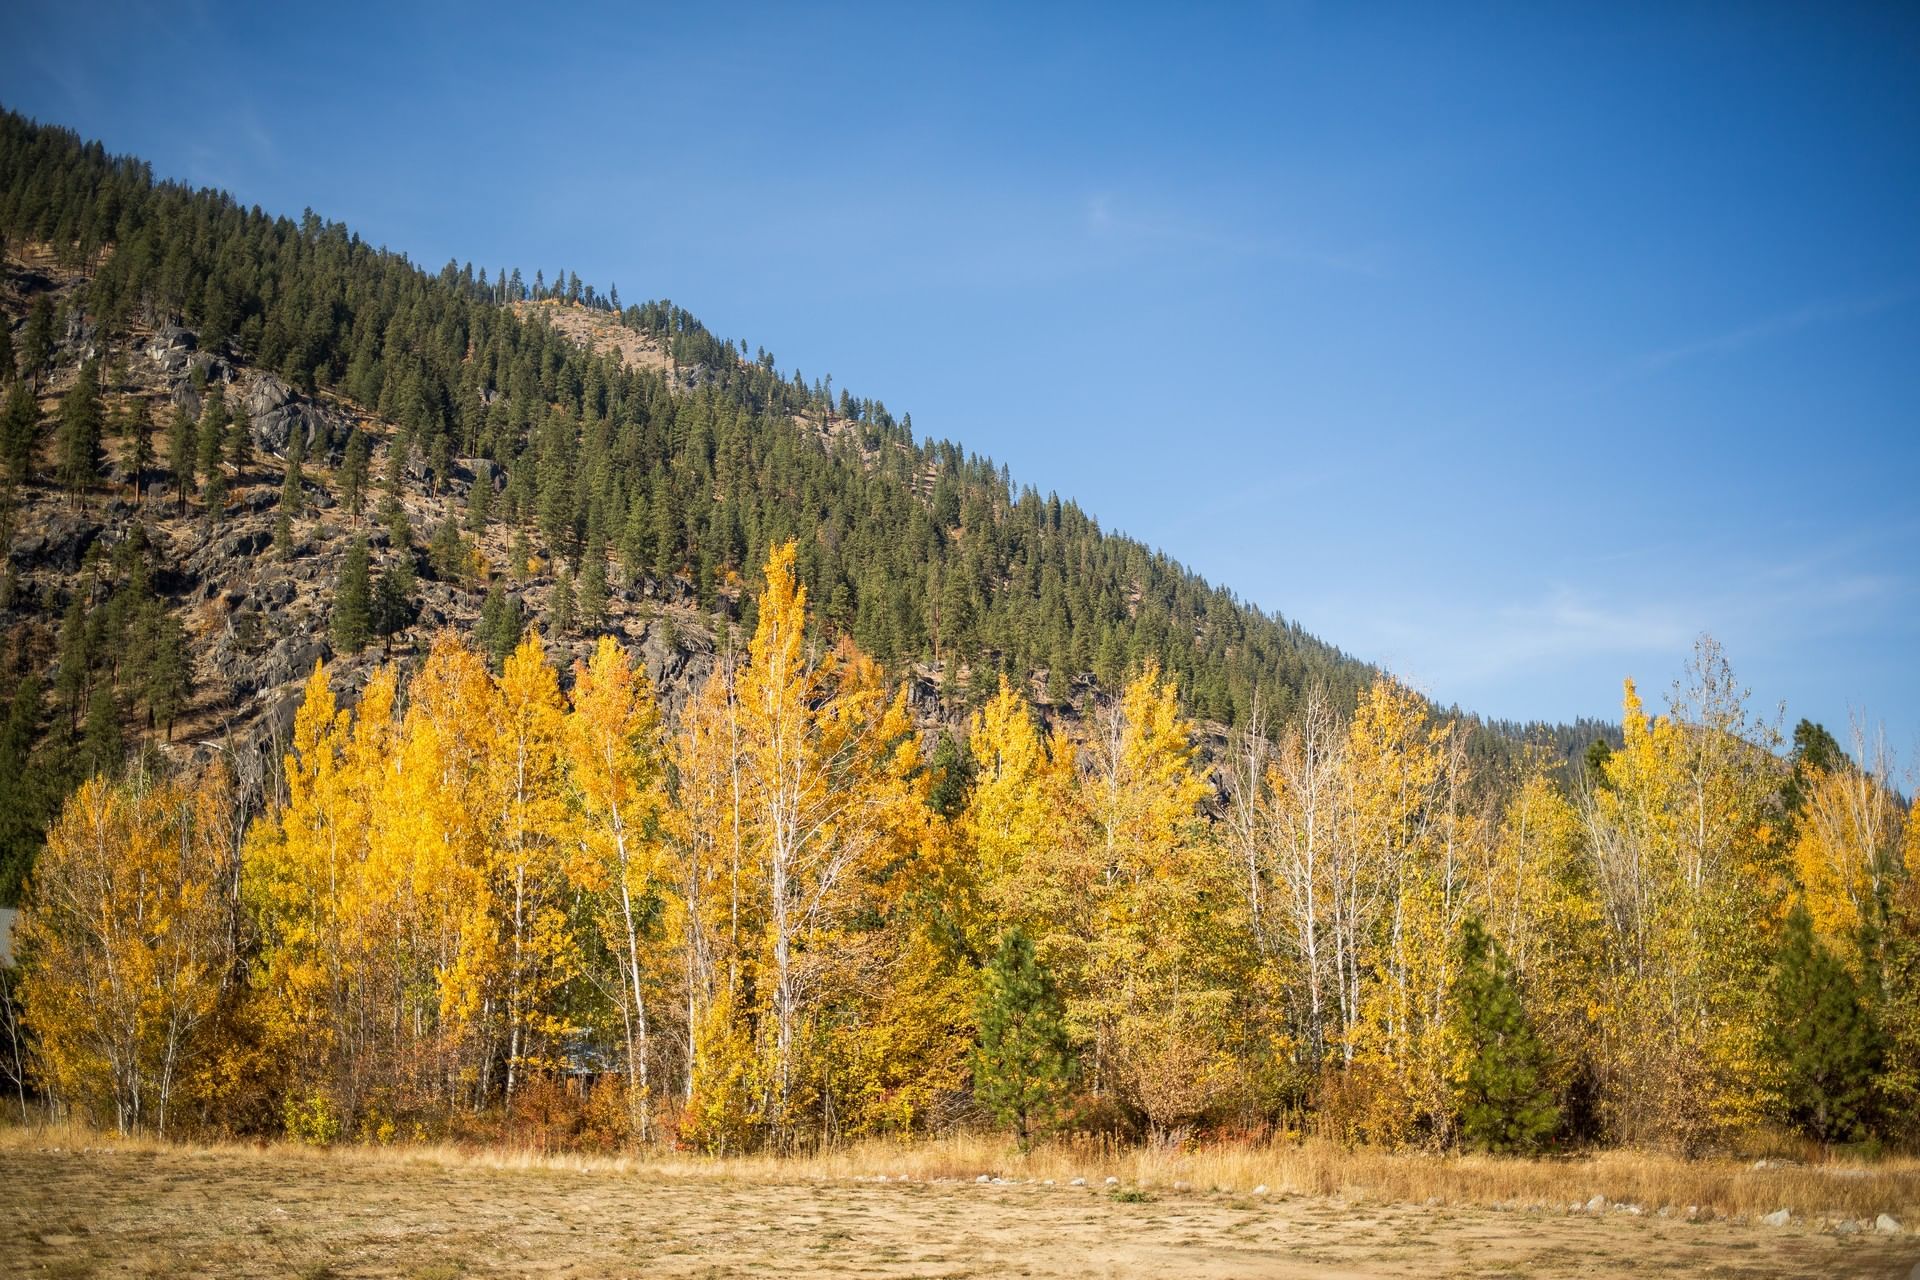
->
<box><xmin>338</xmin><ymin>430</ymin><xmax>368</xmax><ymax>524</ymax></box>
<box><xmin>330</xmin><ymin>539</ymin><xmax>372</xmax><ymax>655</ymax></box>
<box><xmin>578</xmin><ymin>534</ymin><xmax>608</xmax><ymax>633</ymax></box>
<box><xmin>196</xmin><ymin>385</ymin><xmax>226</xmax><ymax>482</ymax></box>
<box><xmin>80</xmin><ymin>685</ymin><xmax>123</xmax><ymax>780</ymax></box>
<box><xmin>202</xmin><ymin>465</ymin><xmax>227</xmax><ymax>523</ymax></box>
<box><xmin>464</xmin><ymin>470</ymin><xmax>491</xmax><ymax>532</ymax></box>
<box><xmin>225</xmin><ymin>403</ymin><xmax>253</xmax><ymax>474</ymax></box>
<box><xmin>371</xmin><ymin>556</ymin><xmax>416</xmax><ymax>655</ymax></box>
<box><xmin>1</xmin><ymin>380</ymin><xmax>36</xmax><ymax>485</ymax></box>
<box><xmin>57</xmin><ymin>361</ymin><xmax>103</xmax><ymax>496</ymax></box>
<box><xmin>428</xmin><ymin>516</ymin><xmax>465</xmax><ymax>582</ymax></box>
<box><xmin>281</xmin><ymin>438</ymin><xmax>305</xmax><ymax>517</ymax></box>
<box><xmin>165</xmin><ymin>403</ymin><xmax>195</xmax><ymax>509</ymax></box>
<box><xmin>974</xmin><ymin>928</ymin><xmax>1073</xmax><ymax>1146</ymax></box>
<box><xmin>125</xmin><ymin>398</ymin><xmax>152</xmax><ymax>506</ymax></box>
<box><xmin>1771</xmin><ymin>904</ymin><xmax>1881</xmax><ymax>1143</ymax></box>
<box><xmin>20</xmin><ymin>296</ymin><xmax>54</xmax><ymax>381</ymax></box>
<box><xmin>1452</xmin><ymin>918</ymin><xmax>1559</xmax><ymax>1153</ymax></box>
<box><xmin>140</xmin><ymin>609</ymin><xmax>191</xmax><ymax>740</ymax></box>
<box><xmin>551</xmin><ymin>566</ymin><xmax>577</xmax><ymax>636</ymax></box>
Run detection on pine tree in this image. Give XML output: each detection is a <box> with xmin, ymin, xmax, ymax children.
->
<box><xmin>202</xmin><ymin>465</ymin><xmax>228</xmax><ymax>523</ymax></box>
<box><xmin>578</xmin><ymin>534</ymin><xmax>608</xmax><ymax>633</ymax></box>
<box><xmin>510</xmin><ymin>529</ymin><xmax>533</xmax><ymax>583</ymax></box>
<box><xmin>1772</xmin><ymin>904</ymin><xmax>1882</xmax><ymax>1143</ymax></box>
<box><xmin>57</xmin><ymin>361</ymin><xmax>103</xmax><ymax>496</ymax></box>
<box><xmin>974</xmin><ymin>928</ymin><xmax>1073</xmax><ymax>1147</ymax></box>
<box><xmin>20</xmin><ymin>296</ymin><xmax>54</xmax><ymax>380</ymax></box>
<box><xmin>166</xmin><ymin>403</ymin><xmax>195</xmax><ymax>509</ymax></box>
<box><xmin>79</xmin><ymin>684</ymin><xmax>123</xmax><ymax>779</ymax></box>
<box><xmin>125</xmin><ymin>398</ymin><xmax>152</xmax><ymax>506</ymax></box>
<box><xmin>140</xmin><ymin>608</ymin><xmax>191</xmax><ymax>740</ymax></box>
<box><xmin>225</xmin><ymin>401</ymin><xmax>253</xmax><ymax>472</ymax></box>
<box><xmin>1</xmin><ymin>380</ymin><xmax>36</xmax><ymax>485</ymax></box>
<box><xmin>464</xmin><ymin>470</ymin><xmax>491</xmax><ymax>532</ymax></box>
<box><xmin>331</xmin><ymin>539</ymin><xmax>372</xmax><ymax>655</ymax></box>
<box><xmin>1452</xmin><ymin>918</ymin><xmax>1559</xmax><ymax>1153</ymax></box>
<box><xmin>477</xmin><ymin>584</ymin><xmax>525</xmax><ymax>667</ymax></box>
<box><xmin>371</xmin><ymin>555</ymin><xmax>417</xmax><ymax>654</ymax></box>
<box><xmin>196</xmin><ymin>384</ymin><xmax>226</xmax><ymax>482</ymax></box>
<box><xmin>428</xmin><ymin>516</ymin><xmax>466</xmax><ymax>582</ymax></box>
<box><xmin>550</xmin><ymin>566</ymin><xmax>577</xmax><ymax>636</ymax></box>
<box><xmin>339</xmin><ymin>430</ymin><xmax>368</xmax><ymax>523</ymax></box>
<box><xmin>281</xmin><ymin>439</ymin><xmax>305</xmax><ymax>517</ymax></box>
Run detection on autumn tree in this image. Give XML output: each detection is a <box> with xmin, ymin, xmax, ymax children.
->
<box><xmin>564</xmin><ymin>636</ymin><xmax>668</xmax><ymax>1136</ymax></box>
<box><xmin>18</xmin><ymin>766</ymin><xmax>239</xmax><ymax>1134</ymax></box>
<box><xmin>1580</xmin><ymin>637</ymin><xmax>1783</xmax><ymax>1149</ymax></box>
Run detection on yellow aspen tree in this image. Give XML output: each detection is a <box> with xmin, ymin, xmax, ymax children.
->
<box><xmin>564</xmin><ymin>635</ymin><xmax>669</xmax><ymax>1137</ymax></box>
<box><xmin>1241</xmin><ymin>688</ymin><xmax>1346</xmax><ymax>1069</ymax></box>
<box><xmin>672</xmin><ymin>647</ymin><xmax>757</xmax><ymax>1144</ymax></box>
<box><xmin>1078</xmin><ymin>662</ymin><xmax>1243</xmax><ymax>1131</ymax></box>
<box><xmin>397</xmin><ymin>632</ymin><xmax>503</xmax><ymax>1107</ymax></box>
<box><xmin>709</xmin><ymin>542</ymin><xmax>922</xmax><ymax>1143</ymax></box>
<box><xmin>1582</xmin><ymin>638</ymin><xmax>1783</xmax><ymax>1148</ymax></box>
<box><xmin>486</xmin><ymin>631</ymin><xmax>577</xmax><ymax>1102</ymax></box>
<box><xmin>19</xmin><ymin>766</ymin><xmax>238</xmax><ymax>1135</ymax></box>
<box><xmin>965</xmin><ymin>676</ymin><xmax>1080</xmax><ymax>937</ymax></box>
<box><xmin>1790</xmin><ymin>727</ymin><xmax>1902</xmax><ymax>954</ymax></box>
<box><xmin>244</xmin><ymin>663</ymin><xmax>357</xmax><ymax>1116</ymax></box>
<box><xmin>1341</xmin><ymin>675</ymin><xmax>1452</xmax><ymax>1145</ymax></box>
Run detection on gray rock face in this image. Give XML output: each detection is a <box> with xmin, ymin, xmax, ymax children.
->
<box><xmin>1877</xmin><ymin>1213</ymin><xmax>1902</xmax><ymax>1233</ymax></box>
<box><xmin>146</xmin><ymin>324</ymin><xmax>196</xmax><ymax>372</ymax></box>
<box><xmin>1761</xmin><ymin>1208</ymin><xmax>1791</xmax><ymax>1227</ymax></box>
<box><xmin>7</xmin><ymin>512</ymin><xmax>101</xmax><ymax>573</ymax></box>
<box><xmin>246</xmin><ymin>374</ymin><xmax>349</xmax><ymax>460</ymax></box>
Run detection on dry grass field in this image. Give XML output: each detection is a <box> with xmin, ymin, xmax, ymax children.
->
<box><xmin>3</xmin><ymin>1129</ymin><xmax>1919</xmax><ymax>1278</ymax></box>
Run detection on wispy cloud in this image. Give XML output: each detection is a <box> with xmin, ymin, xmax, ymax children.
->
<box><xmin>1636</xmin><ymin>290</ymin><xmax>1917</xmax><ymax>374</ymax></box>
<box><xmin>1084</xmin><ymin>193</ymin><xmax>1389</xmax><ymax>279</ymax></box>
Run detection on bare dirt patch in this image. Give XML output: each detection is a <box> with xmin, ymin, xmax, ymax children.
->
<box><xmin>510</xmin><ymin>300</ymin><xmax>673</xmax><ymax>374</ymax></box>
<box><xmin>3</xmin><ymin>1144</ymin><xmax>1916</xmax><ymax>1279</ymax></box>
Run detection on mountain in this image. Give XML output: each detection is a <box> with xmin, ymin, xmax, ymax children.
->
<box><xmin>0</xmin><ymin>110</ymin><xmax>1604</xmax><ymax>901</ymax></box>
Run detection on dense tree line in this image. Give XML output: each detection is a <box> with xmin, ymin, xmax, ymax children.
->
<box><xmin>9</xmin><ymin>548</ymin><xmax>1918</xmax><ymax>1157</ymax></box>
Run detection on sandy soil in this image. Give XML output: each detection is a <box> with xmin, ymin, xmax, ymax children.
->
<box><xmin>3</xmin><ymin>1146</ymin><xmax>1917</xmax><ymax>1279</ymax></box>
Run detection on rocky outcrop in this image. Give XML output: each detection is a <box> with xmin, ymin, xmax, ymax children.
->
<box><xmin>145</xmin><ymin>323</ymin><xmax>196</xmax><ymax>373</ymax></box>
<box><xmin>6</xmin><ymin>511</ymin><xmax>101</xmax><ymax>574</ymax></box>
<box><xmin>246</xmin><ymin>374</ymin><xmax>352</xmax><ymax>461</ymax></box>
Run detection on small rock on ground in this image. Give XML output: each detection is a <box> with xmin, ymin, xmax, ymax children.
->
<box><xmin>1876</xmin><ymin>1213</ymin><xmax>1902</xmax><ymax>1234</ymax></box>
<box><xmin>1761</xmin><ymin>1208</ymin><xmax>1792</xmax><ymax>1227</ymax></box>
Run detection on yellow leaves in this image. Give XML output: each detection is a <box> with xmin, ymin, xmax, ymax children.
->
<box><xmin>18</xmin><ymin>766</ymin><xmax>239</xmax><ymax>1134</ymax></box>
<box><xmin>1580</xmin><ymin>640</ymin><xmax>1785</xmax><ymax>1147</ymax></box>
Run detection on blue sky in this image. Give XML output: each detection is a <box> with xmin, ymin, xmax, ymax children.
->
<box><xmin>7</xmin><ymin>2</ymin><xmax>1918</xmax><ymax>757</ymax></box>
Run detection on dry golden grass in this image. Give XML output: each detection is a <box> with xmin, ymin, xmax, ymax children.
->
<box><xmin>4</xmin><ymin>1123</ymin><xmax>1918</xmax><ymax>1278</ymax></box>
<box><xmin>7</xmin><ymin>1121</ymin><xmax>1918</xmax><ymax>1220</ymax></box>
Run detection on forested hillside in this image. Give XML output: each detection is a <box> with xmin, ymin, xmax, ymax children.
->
<box><xmin>0</xmin><ymin>108</ymin><xmax>1462</xmax><ymax>896</ymax></box>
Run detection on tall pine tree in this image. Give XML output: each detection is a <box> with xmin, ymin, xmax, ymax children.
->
<box><xmin>974</xmin><ymin>928</ymin><xmax>1073</xmax><ymax>1147</ymax></box>
<box><xmin>1452</xmin><ymin>918</ymin><xmax>1559</xmax><ymax>1153</ymax></box>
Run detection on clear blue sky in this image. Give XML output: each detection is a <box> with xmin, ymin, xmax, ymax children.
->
<box><xmin>8</xmin><ymin>2</ymin><xmax>1918</xmax><ymax>757</ymax></box>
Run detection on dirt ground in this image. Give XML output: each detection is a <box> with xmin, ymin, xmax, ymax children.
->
<box><xmin>3</xmin><ymin>1145</ymin><xmax>1917</xmax><ymax>1279</ymax></box>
